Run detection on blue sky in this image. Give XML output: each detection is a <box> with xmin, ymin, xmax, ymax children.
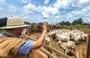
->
<box><xmin>0</xmin><ymin>0</ymin><xmax>90</xmax><ymax>23</ymax></box>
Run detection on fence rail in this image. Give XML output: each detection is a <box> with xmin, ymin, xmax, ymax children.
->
<box><xmin>12</xmin><ymin>35</ymin><xmax>90</xmax><ymax>58</ymax></box>
<box><xmin>42</xmin><ymin>44</ymin><xmax>71</xmax><ymax>58</ymax></box>
<box><xmin>40</xmin><ymin>47</ymin><xmax>56</xmax><ymax>58</ymax></box>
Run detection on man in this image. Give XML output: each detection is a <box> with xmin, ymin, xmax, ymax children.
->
<box><xmin>0</xmin><ymin>16</ymin><xmax>48</xmax><ymax>57</ymax></box>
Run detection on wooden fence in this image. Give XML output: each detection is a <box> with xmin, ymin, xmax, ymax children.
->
<box><xmin>10</xmin><ymin>35</ymin><xmax>90</xmax><ymax>58</ymax></box>
<box><xmin>86</xmin><ymin>35</ymin><xmax>90</xmax><ymax>58</ymax></box>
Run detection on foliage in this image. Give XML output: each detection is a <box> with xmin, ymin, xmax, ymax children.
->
<box><xmin>72</xmin><ymin>18</ymin><xmax>83</xmax><ymax>25</ymax></box>
<box><xmin>58</xmin><ymin>21</ymin><xmax>71</xmax><ymax>25</ymax></box>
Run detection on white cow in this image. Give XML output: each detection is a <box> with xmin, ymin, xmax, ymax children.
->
<box><xmin>57</xmin><ymin>40</ymin><xmax>75</xmax><ymax>55</ymax></box>
<box><xmin>81</xmin><ymin>34</ymin><xmax>88</xmax><ymax>41</ymax></box>
<box><xmin>45</xmin><ymin>35</ymin><xmax>51</xmax><ymax>45</ymax></box>
<box><xmin>56</xmin><ymin>33</ymin><xmax>70</xmax><ymax>42</ymax></box>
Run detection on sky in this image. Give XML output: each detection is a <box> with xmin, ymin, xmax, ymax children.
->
<box><xmin>0</xmin><ymin>0</ymin><xmax>90</xmax><ymax>23</ymax></box>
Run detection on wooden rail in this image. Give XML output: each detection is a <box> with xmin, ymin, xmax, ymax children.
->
<box><xmin>42</xmin><ymin>44</ymin><xmax>71</xmax><ymax>58</ymax></box>
<box><xmin>14</xmin><ymin>35</ymin><xmax>90</xmax><ymax>58</ymax></box>
<box><xmin>27</xmin><ymin>39</ymin><xmax>71</xmax><ymax>58</ymax></box>
<box><xmin>40</xmin><ymin>47</ymin><xmax>56</xmax><ymax>58</ymax></box>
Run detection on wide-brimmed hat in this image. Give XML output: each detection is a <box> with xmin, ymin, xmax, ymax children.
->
<box><xmin>0</xmin><ymin>16</ymin><xmax>30</xmax><ymax>29</ymax></box>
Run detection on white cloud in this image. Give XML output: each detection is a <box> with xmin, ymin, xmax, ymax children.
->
<box><xmin>41</xmin><ymin>6</ymin><xmax>59</xmax><ymax>18</ymax></box>
<box><xmin>72</xmin><ymin>0</ymin><xmax>90</xmax><ymax>8</ymax></box>
<box><xmin>44</xmin><ymin>7</ymin><xmax>59</xmax><ymax>14</ymax></box>
<box><xmin>53</xmin><ymin>0</ymin><xmax>69</xmax><ymax>9</ymax></box>
<box><xmin>23</xmin><ymin>16</ymin><xmax>29</xmax><ymax>20</ymax></box>
<box><xmin>0</xmin><ymin>0</ymin><xmax>5</xmax><ymax>2</ymax></box>
<box><xmin>55</xmin><ymin>16</ymin><xmax>60</xmax><ymax>19</ymax></box>
<box><xmin>23</xmin><ymin>3</ymin><xmax>37</xmax><ymax>11</ymax></box>
<box><xmin>53</xmin><ymin>0</ymin><xmax>90</xmax><ymax>9</ymax></box>
<box><xmin>23</xmin><ymin>3</ymin><xmax>38</xmax><ymax>14</ymax></box>
<box><xmin>78</xmin><ymin>0</ymin><xmax>90</xmax><ymax>8</ymax></box>
<box><xmin>79</xmin><ymin>0</ymin><xmax>89</xmax><ymax>5</ymax></box>
<box><xmin>21</xmin><ymin>0</ymin><xmax>31</xmax><ymax>4</ymax></box>
<box><xmin>22</xmin><ymin>0</ymin><xmax>28</xmax><ymax>4</ymax></box>
<box><xmin>64</xmin><ymin>5</ymin><xmax>90</xmax><ymax>23</ymax></box>
<box><xmin>36</xmin><ymin>6</ymin><xmax>44</xmax><ymax>13</ymax></box>
<box><xmin>0</xmin><ymin>0</ymin><xmax>90</xmax><ymax>23</ymax></box>
<box><xmin>71</xmin><ymin>0</ymin><xmax>79</xmax><ymax>7</ymax></box>
<box><xmin>53</xmin><ymin>0</ymin><xmax>62</xmax><ymax>9</ymax></box>
<box><xmin>41</xmin><ymin>11</ymin><xmax>49</xmax><ymax>18</ymax></box>
<box><xmin>0</xmin><ymin>0</ymin><xmax>6</xmax><ymax>6</ymax></box>
<box><xmin>23</xmin><ymin>3</ymin><xmax>59</xmax><ymax>18</ymax></box>
<box><xmin>43</xmin><ymin>0</ymin><xmax>49</xmax><ymax>5</ymax></box>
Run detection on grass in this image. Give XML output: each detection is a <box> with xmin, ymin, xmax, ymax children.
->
<box><xmin>64</xmin><ymin>25</ymin><xmax>90</xmax><ymax>34</ymax></box>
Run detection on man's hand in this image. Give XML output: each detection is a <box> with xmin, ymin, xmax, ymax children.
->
<box><xmin>43</xmin><ymin>22</ymin><xmax>48</xmax><ymax>31</ymax></box>
<box><xmin>32</xmin><ymin>22</ymin><xmax>48</xmax><ymax>49</ymax></box>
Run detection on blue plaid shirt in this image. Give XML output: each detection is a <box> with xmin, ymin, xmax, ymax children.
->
<box><xmin>18</xmin><ymin>40</ymin><xmax>35</xmax><ymax>54</ymax></box>
<box><xmin>0</xmin><ymin>33</ymin><xmax>35</xmax><ymax>55</ymax></box>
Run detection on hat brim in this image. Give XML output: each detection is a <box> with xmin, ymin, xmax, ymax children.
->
<box><xmin>0</xmin><ymin>24</ymin><xmax>30</xmax><ymax>29</ymax></box>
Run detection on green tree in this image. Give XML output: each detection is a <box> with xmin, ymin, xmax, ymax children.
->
<box><xmin>72</xmin><ymin>20</ymin><xmax>78</xmax><ymax>25</ymax></box>
<box><xmin>72</xmin><ymin>18</ymin><xmax>83</xmax><ymax>25</ymax></box>
<box><xmin>59</xmin><ymin>21</ymin><xmax>71</xmax><ymax>25</ymax></box>
<box><xmin>78</xmin><ymin>18</ymin><xmax>83</xmax><ymax>25</ymax></box>
<box><xmin>24</xmin><ymin>21</ymin><xmax>30</xmax><ymax>24</ymax></box>
<box><xmin>65</xmin><ymin>21</ymin><xmax>71</xmax><ymax>25</ymax></box>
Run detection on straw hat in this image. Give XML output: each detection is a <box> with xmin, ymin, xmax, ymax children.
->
<box><xmin>0</xmin><ymin>16</ymin><xmax>30</xmax><ymax>29</ymax></box>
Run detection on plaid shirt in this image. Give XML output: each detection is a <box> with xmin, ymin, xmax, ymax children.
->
<box><xmin>18</xmin><ymin>40</ymin><xmax>35</xmax><ymax>54</ymax></box>
<box><xmin>0</xmin><ymin>33</ymin><xmax>35</xmax><ymax>55</ymax></box>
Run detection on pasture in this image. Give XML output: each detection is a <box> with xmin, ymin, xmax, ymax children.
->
<box><xmin>0</xmin><ymin>25</ymin><xmax>89</xmax><ymax>58</ymax></box>
<box><xmin>29</xmin><ymin>25</ymin><xmax>90</xmax><ymax>58</ymax></box>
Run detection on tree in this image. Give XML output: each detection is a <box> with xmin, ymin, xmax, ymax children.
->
<box><xmin>38</xmin><ymin>22</ymin><xmax>43</xmax><ymax>25</ymax></box>
<box><xmin>65</xmin><ymin>21</ymin><xmax>71</xmax><ymax>25</ymax></box>
<box><xmin>24</xmin><ymin>21</ymin><xmax>30</xmax><ymax>24</ymax></box>
<box><xmin>72</xmin><ymin>20</ymin><xmax>78</xmax><ymax>25</ymax></box>
<box><xmin>60</xmin><ymin>21</ymin><xmax>65</xmax><ymax>25</ymax></box>
<box><xmin>78</xmin><ymin>18</ymin><xmax>83</xmax><ymax>25</ymax></box>
<box><xmin>72</xmin><ymin>18</ymin><xmax>83</xmax><ymax>25</ymax></box>
<box><xmin>59</xmin><ymin>21</ymin><xmax>71</xmax><ymax>25</ymax></box>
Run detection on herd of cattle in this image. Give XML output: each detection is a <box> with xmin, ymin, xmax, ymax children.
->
<box><xmin>45</xmin><ymin>29</ymin><xmax>88</xmax><ymax>57</ymax></box>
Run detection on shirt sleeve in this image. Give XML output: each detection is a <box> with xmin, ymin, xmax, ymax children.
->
<box><xmin>18</xmin><ymin>40</ymin><xmax>35</xmax><ymax>55</ymax></box>
<box><xmin>0</xmin><ymin>33</ymin><xmax>6</xmax><ymax>38</ymax></box>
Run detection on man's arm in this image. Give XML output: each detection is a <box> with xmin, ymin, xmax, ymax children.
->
<box><xmin>32</xmin><ymin>22</ymin><xmax>48</xmax><ymax>49</ymax></box>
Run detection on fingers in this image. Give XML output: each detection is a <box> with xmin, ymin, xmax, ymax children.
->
<box><xmin>44</xmin><ymin>21</ymin><xmax>48</xmax><ymax>26</ymax></box>
<box><xmin>43</xmin><ymin>22</ymin><xmax>48</xmax><ymax>31</ymax></box>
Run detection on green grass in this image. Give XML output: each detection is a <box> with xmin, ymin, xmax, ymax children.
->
<box><xmin>70</xmin><ymin>25</ymin><xmax>90</xmax><ymax>34</ymax></box>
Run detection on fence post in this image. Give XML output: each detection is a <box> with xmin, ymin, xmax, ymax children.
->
<box><xmin>86</xmin><ymin>35</ymin><xmax>90</xmax><ymax>58</ymax></box>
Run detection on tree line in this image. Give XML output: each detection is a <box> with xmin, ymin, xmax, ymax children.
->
<box><xmin>57</xmin><ymin>18</ymin><xmax>89</xmax><ymax>25</ymax></box>
<box><xmin>25</xmin><ymin>18</ymin><xmax>90</xmax><ymax>25</ymax></box>
<box><xmin>24</xmin><ymin>18</ymin><xmax>90</xmax><ymax>32</ymax></box>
